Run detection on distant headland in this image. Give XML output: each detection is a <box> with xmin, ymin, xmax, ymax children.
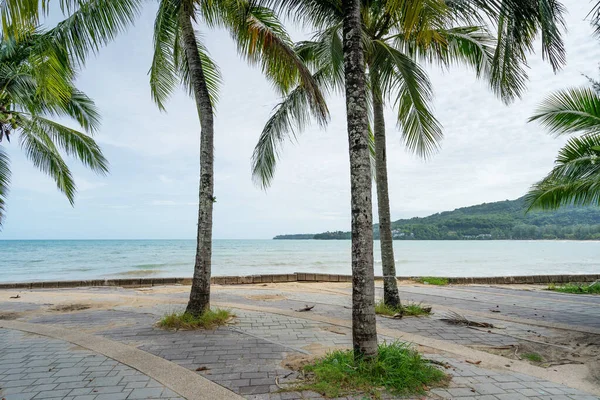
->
<box><xmin>274</xmin><ymin>196</ymin><xmax>600</xmax><ymax>240</ymax></box>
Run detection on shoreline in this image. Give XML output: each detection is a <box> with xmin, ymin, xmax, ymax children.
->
<box><xmin>0</xmin><ymin>272</ymin><xmax>598</xmax><ymax>289</ymax></box>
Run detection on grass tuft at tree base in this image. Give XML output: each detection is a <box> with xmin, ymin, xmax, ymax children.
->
<box><xmin>414</xmin><ymin>277</ymin><xmax>449</xmax><ymax>286</ymax></box>
<box><xmin>375</xmin><ymin>300</ymin><xmax>432</xmax><ymax>317</ymax></box>
<box><xmin>158</xmin><ymin>308</ymin><xmax>234</xmax><ymax>330</ymax></box>
<box><xmin>547</xmin><ymin>282</ymin><xmax>600</xmax><ymax>295</ymax></box>
<box><xmin>295</xmin><ymin>342</ymin><xmax>447</xmax><ymax>398</ymax></box>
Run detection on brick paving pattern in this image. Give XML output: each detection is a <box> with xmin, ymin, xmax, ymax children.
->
<box><xmin>0</xmin><ymin>329</ymin><xmax>183</xmax><ymax>400</ymax></box>
<box><xmin>2</xmin><ymin>283</ymin><xmax>599</xmax><ymax>399</ymax></box>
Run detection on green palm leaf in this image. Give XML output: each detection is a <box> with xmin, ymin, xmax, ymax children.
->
<box><xmin>529</xmin><ymin>87</ymin><xmax>600</xmax><ymax>137</ymax></box>
<box><xmin>150</xmin><ymin>0</ymin><xmax>180</xmax><ymax>111</ymax></box>
<box><xmin>526</xmin><ymin>133</ymin><xmax>600</xmax><ymax>211</ymax></box>
<box><xmin>176</xmin><ymin>31</ymin><xmax>222</xmax><ymax>107</ymax></box>
<box><xmin>372</xmin><ymin>40</ymin><xmax>442</xmax><ymax>157</ymax></box>
<box><xmin>18</xmin><ymin>123</ymin><xmax>77</xmax><ymax>204</ymax></box>
<box><xmin>0</xmin><ymin>31</ymin><xmax>108</xmax><ymax>225</ymax></box>
<box><xmin>23</xmin><ymin>114</ymin><xmax>108</xmax><ymax>175</ymax></box>
<box><xmin>252</xmin><ymin>68</ymin><xmax>330</xmax><ymax>188</ymax></box>
<box><xmin>227</xmin><ymin>2</ymin><xmax>329</xmax><ymax>121</ymax></box>
<box><xmin>526</xmin><ymin>175</ymin><xmax>600</xmax><ymax>211</ymax></box>
<box><xmin>0</xmin><ymin>145</ymin><xmax>9</xmax><ymax>226</ymax></box>
<box><xmin>41</xmin><ymin>0</ymin><xmax>143</xmax><ymax>65</ymax></box>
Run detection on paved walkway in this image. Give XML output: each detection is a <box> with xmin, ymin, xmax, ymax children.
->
<box><xmin>1</xmin><ymin>282</ymin><xmax>599</xmax><ymax>399</ymax></box>
<box><xmin>0</xmin><ymin>329</ymin><xmax>183</xmax><ymax>400</ymax></box>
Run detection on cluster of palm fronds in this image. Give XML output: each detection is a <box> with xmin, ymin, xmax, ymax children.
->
<box><xmin>525</xmin><ymin>2</ymin><xmax>600</xmax><ymax>210</ymax></box>
<box><xmin>0</xmin><ymin>28</ymin><xmax>107</xmax><ymax>226</ymax></box>
<box><xmin>251</xmin><ymin>0</ymin><xmax>569</xmax><ymax>188</ymax></box>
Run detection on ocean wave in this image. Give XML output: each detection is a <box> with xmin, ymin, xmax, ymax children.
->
<box><xmin>131</xmin><ymin>262</ymin><xmax>188</xmax><ymax>269</ymax></box>
<box><xmin>116</xmin><ymin>269</ymin><xmax>165</xmax><ymax>276</ymax></box>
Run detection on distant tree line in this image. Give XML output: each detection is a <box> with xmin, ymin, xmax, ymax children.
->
<box><xmin>275</xmin><ymin>198</ymin><xmax>600</xmax><ymax>240</ymax></box>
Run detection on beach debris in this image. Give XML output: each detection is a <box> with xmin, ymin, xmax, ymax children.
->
<box><xmin>9</xmin><ymin>294</ymin><xmax>20</xmax><ymax>299</ymax></box>
<box><xmin>195</xmin><ymin>366</ymin><xmax>209</xmax><ymax>372</ymax></box>
<box><xmin>489</xmin><ymin>309</ymin><xmax>501</xmax><ymax>313</ymax></box>
<box><xmin>465</xmin><ymin>360</ymin><xmax>481</xmax><ymax>365</ymax></box>
<box><xmin>296</xmin><ymin>304</ymin><xmax>315</xmax><ymax>312</ymax></box>
<box><xmin>426</xmin><ymin>359</ymin><xmax>452</xmax><ymax>369</ymax></box>
<box><xmin>51</xmin><ymin>304</ymin><xmax>91</xmax><ymax>312</ymax></box>
<box><xmin>440</xmin><ymin>311</ymin><xmax>495</xmax><ymax>328</ymax></box>
<box><xmin>0</xmin><ymin>312</ymin><xmax>19</xmax><ymax>320</ymax></box>
<box><xmin>543</xmin><ymin>359</ymin><xmax>585</xmax><ymax>367</ymax></box>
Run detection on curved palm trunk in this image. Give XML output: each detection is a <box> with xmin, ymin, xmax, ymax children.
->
<box><xmin>371</xmin><ymin>82</ymin><xmax>401</xmax><ymax>309</ymax></box>
<box><xmin>342</xmin><ymin>0</ymin><xmax>378</xmax><ymax>359</ymax></box>
<box><xmin>180</xmin><ymin>10</ymin><xmax>214</xmax><ymax>316</ymax></box>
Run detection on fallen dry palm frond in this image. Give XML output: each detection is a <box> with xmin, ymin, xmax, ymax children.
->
<box><xmin>542</xmin><ymin>359</ymin><xmax>585</xmax><ymax>367</ymax></box>
<box><xmin>439</xmin><ymin>311</ymin><xmax>495</xmax><ymax>328</ymax></box>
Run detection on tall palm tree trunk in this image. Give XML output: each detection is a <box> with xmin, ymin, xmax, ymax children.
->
<box><xmin>342</xmin><ymin>0</ymin><xmax>378</xmax><ymax>359</ymax></box>
<box><xmin>371</xmin><ymin>81</ymin><xmax>401</xmax><ymax>308</ymax></box>
<box><xmin>180</xmin><ymin>10</ymin><xmax>214</xmax><ymax>316</ymax></box>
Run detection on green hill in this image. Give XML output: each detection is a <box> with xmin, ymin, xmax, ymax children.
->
<box><xmin>274</xmin><ymin>197</ymin><xmax>600</xmax><ymax>240</ymax></box>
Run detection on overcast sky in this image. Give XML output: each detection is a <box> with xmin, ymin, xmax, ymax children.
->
<box><xmin>1</xmin><ymin>1</ymin><xmax>599</xmax><ymax>240</ymax></box>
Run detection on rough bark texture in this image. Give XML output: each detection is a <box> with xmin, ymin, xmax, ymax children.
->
<box><xmin>372</xmin><ymin>84</ymin><xmax>401</xmax><ymax>309</ymax></box>
<box><xmin>342</xmin><ymin>0</ymin><xmax>378</xmax><ymax>359</ymax></box>
<box><xmin>180</xmin><ymin>10</ymin><xmax>214</xmax><ymax>316</ymax></box>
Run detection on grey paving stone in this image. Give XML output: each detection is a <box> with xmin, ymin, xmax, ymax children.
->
<box><xmin>0</xmin><ymin>329</ymin><xmax>180</xmax><ymax>400</ymax></box>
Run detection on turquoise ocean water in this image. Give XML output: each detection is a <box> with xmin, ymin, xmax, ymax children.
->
<box><xmin>0</xmin><ymin>240</ymin><xmax>598</xmax><ymax>283</ymax></box>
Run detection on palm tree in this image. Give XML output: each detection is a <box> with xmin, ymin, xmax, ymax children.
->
<box><xmin>149</xmin><ymin>0</ymin><xmax>327</xmax><ymax>314</ymax></box>
<box><xmin>0</xmin><ymin>30</ymin><xmax>107</xmax><ymax>227</ymax></box>
<box><xmin>253</xmin><ymin>0</ymin><xmax>566</xmax><ymax>310</ymax></box>
<box><xmin>1</xmin><ymin>0</ymin><xmax>327</xmax><ymax>315</ymax></box>
<box><xmin>342</xmin><ymin>0</ymin><xmax>378</xmax><ymax>358</ymax></box>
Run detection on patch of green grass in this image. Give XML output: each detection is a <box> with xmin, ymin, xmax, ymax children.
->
<box><xmin>375</xmin><ymin>300</ymin><xmax>432</xmax><ymax>317</ymax></box>
<box><xmin>547</xmin><ymin>282</ymin><xmax>600</xmax><ymax>295</ymax></box>
<box><xmin>414</xmin><ymin>277</ymin><xmax>449</xmax><ymax>286</ymax></box>
<box><xmin>296</xmin><ymin>342</ymin><xmax>447</xmax><ymax>398</ymax></box>
<box><xmin>158</xmin><ymin>309</ymin><xmax>234</xmax><ymax>330</ymax></box>
<box><xmin>522</xmin><ymin>352</ymin><xmax>543</xmax><ymax>363</ymax></box>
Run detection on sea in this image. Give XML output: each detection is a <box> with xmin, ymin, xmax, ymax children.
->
<box><xmin>0</xmin><ymin>240</ymin><xmax>598</xmax><ymax>283</ymax></box>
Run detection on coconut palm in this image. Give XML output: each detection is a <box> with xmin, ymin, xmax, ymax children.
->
<box><xmin>1</xmin><ymin>0</ymin><xmax>327</xmax><ymax>315</ymax></box>
<box><xmin>525</xmin><ymin>87</ymin><xmax>600</xmax><ymax>210</ymax></box>
<box><xmin>0</xmin><ymin>30</ymin><xmax>107</xmax><ymax>227</ymax></box>
<box><xmin>253</xmin><ymin>0</ymin><xmax>566</xmax><ymax>312</ymax></box>
<box><xmin>149</xmin><ymin>0</ymin><xmax>327</xmax><ymax>314</ymax></box>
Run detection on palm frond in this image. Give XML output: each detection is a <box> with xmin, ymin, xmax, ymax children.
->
<box><xmin>256</xmin><ymin>0</ymin><xmax>342</xmax><ymax>30</ymax></box>
<box><xmin>0</xmin><ymin>145</ymin><xmax>10</xmax><ymax>227</ymax></box>
<box><xmin>41</xmin><ymin>0</ymin><xmax>143</xmax><ymax>65</ymax></box>
<box><xmin>372</xmin><ymin>40</ymin><xmax>442</xmax><ymax>157</ymax></box>
<box><xmin>150</xmin><ymin>0</ymin><xmax>180</xmax><ymax>111</ymax></box>
<box><xmin>23</xmin><ymin>114</ymin><xmax>109</xmax><ymax>175</ymax></box>
<box><xmin>229</xmin><ymin>3</ymin><xmax>329</xmax><ymax>124</ymax></box>
<box><xmin>0</xmin><ymin>0</ymin><xmax>42</xmax><ymax>35</ymax></box>
<box><xmin>588</xmin><ymin>0</ymin><xmax>600</xmax><ymax>35</ymax></box>
<box><xmin>64</xmin><ymin>89</ymin><xmax>101</xmax><ymax>133</ymax></box>
<box><xmin>252</xmin><ymin>68</ymin><xmax>330</xmax><ymax>188</ymax></box>
<box><xmin>384</xmin><ymin>0</ymin><xmax>448</xmax><ymax>40</ymax></box>
<box><xmin>526</xmin><ymin>133</ymin><xmax>600</xmax><ymax>210</ymax></box>
<box><xmin>529</xmin><ymin>87</ymin><xmax>600</xmax><ymax>137</ymax></box>
<box><xmin>459</xmin><ymin>0</ymin><xmax>566</xmax><ymax>73</ymax></box>
<box><xmin>18</xmin><ymin>122</ymin><xmax>77</xmax><ymax>204</ymax></box>
<box><xmin>526</xmin><ymin>175</ymin><xmax>600</xmax><ymax>211</ymax></box>
<box><xmin>175</xmin><ymin>30</ymin><xmax>221</xmax><ymax>107</ymax></box>
<box><xmin>295</xmin><ymin>22</ymin><xmax>345</xmax><ymax>93</ymax></box>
